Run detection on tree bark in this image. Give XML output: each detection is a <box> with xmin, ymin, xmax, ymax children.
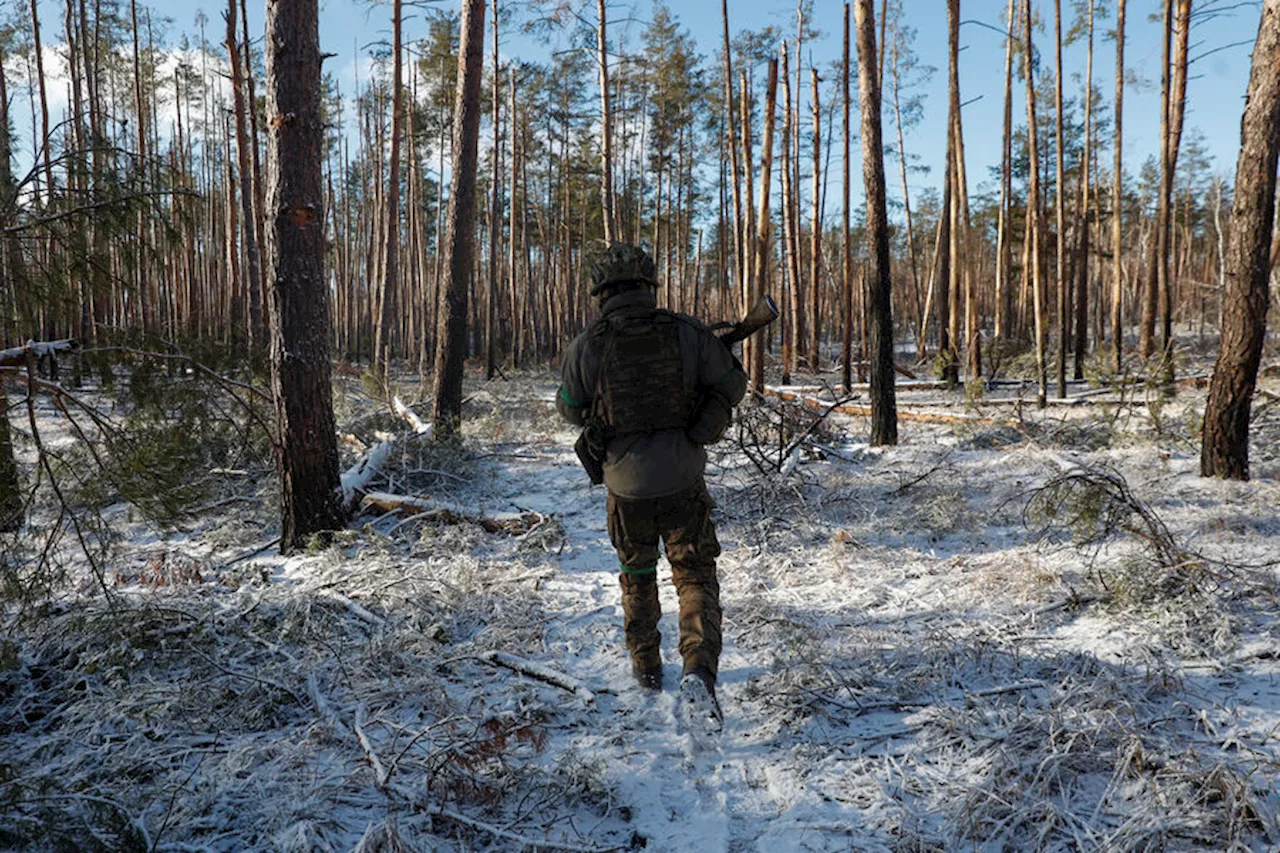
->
<box><xmin>1072</xmin><ymin>0</ymin><xmax>1094</xmax><ymax>381</ymax></box>
<box><xmin>854</xmin><ymin>0</ymin><xmax>897</xmax><ymax>446</ymax></box>
<box><xmin>432</xmin><ymin>0</ymin><xmax>486</xmax><ymax>437</ymax></box>
<box><xmin>265</xmin><ymin>0</ymin><xmax>345</xmax><ymax>552</ymax></box>
<box><xmin>750</xmin><ymin>59</ymin><xmax>779</xmax><ymax>395</ymax></box>
<box><xmin>1200</xmin><ymin>0</ymin><xmax>1280</xmax><ymax>480</ymax></box>
<box><xmin>808</xmin><ymin>67</ymin><xmax>822</xmax><ymax>374</ymax></box>
<box><xmin>842</xmin><ymin>3</ymin><xmax>852</xmax><ymax>394</ymax></box>
<box><xmin>227</xmin><ymin>0</ymin><xmax>264</xmax><ymax>349</ymax></box>
<box><xmin>374</xmin><ymin>0</ymin><xmax>404</xmax><ymax>379</ymax></box>
<box><xmin>1110</xmin><ymin>0</ymin><xmax>1126</xmax><ymax>372</ymax></box>
<box><xmin>994</xmin><ymin>0</ymin><xmax>1016</xmax><ymax>345</ymax></box>
<box><xmin>596</xmin><ymin>0</ymin><xmax>616</xmax><ymax>243</ymax></box>
<box><xmin>1023</xmin><ymin>0</ymin><xmax>1047</xmax><ymax>407</ymax></box>
<box><xmin>486</xmin><ymin>1</ymin><xmax>500</xmax><ymax>380</ymax></box>
<box><xmin>1054</xmin><ymin>0</ymin><xmax>1067</xmax><ymax>397</ymax></box>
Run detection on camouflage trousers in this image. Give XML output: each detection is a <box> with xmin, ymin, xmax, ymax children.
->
<box><xmin>606</xmin><ymin>482</ymin><xmax>722</xmax><ymax>678</ymax></box>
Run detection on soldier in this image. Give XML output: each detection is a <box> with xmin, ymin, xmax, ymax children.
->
<box><xmin>557</xmin><ymin>243</ymin><xmax>747</xmax><ymax>731</ymax></box>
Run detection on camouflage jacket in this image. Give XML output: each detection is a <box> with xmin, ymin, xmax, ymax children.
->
<box><xmin>557</xmin><ymin>289</ymin><xmax>747</xmax><ymax>498</ymax></box>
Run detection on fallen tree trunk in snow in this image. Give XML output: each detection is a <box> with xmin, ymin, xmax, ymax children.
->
<box><xmin>0</xmin><ymin>339</ymin><xmax>77</xmax><ymax>369</ymax></box>
<box><xmin>360</xmin><ymin>491</ymin><xmax>545</xmax><ymax>535</ymax></box>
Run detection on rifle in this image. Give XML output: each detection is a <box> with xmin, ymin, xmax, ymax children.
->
<box><xmin>716</xmin><ymin>295</ymin><xmax>780</xmax><ymax>347</ymax></box>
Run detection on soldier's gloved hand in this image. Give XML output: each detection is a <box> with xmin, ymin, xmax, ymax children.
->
<box><xmin>687</xmin><ymin>391</ymin><xmax>733</xmax><ymax>445</ymax></box>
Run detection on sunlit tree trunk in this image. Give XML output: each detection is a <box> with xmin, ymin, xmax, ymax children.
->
<box><xmin>1023</xmin><ymin>0</ymin><xmax>1047</xmax><ymax>407</ymax></box>
<box><xmin>750</xmin><ymin>59</ymin><xmax>779</xmax><ymax>395</ymax></box>
<box><xmin>265</xmin><ymin>0</ymin><xmax>344</xmax><ymax>551</ymax></box>
<box><xmin>855</xmin><ymin>0</ymin><xmax>897</xmax><ymax>446</ymax></box>
<box><xmin>1201</xmin><ymin>0</ymin><xmax>1280</xmax><ymax>480</ymax></box>
<box><xmin>1111</xmin><ymin>0</ymin><xmax>1126</xmax><ymax>372</ymax></box>
<box><xmin>433</xmin><ymin>0</ymin><xmax>486</xmax><ymax>437</ymax></box>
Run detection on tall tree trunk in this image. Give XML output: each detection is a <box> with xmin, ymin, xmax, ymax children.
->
<box><xmin>750</xmin><ymin>59</ymin><xmax>779</xmax><ymax>395</ymax></box>
<box><xmin>1110</xmin><ymin>0</ymin><xmax>1126</xmax><ymax>372</ymax></box>
<box><xmin>265</xmin><ymin>0</ymin><xmax>344</xmax><ymax>552</ymax></box>
<box><xmin>375</xmin><ymin>0</ymin><xmax>403</xmax><ymax>380</ymax></box>
<box><xmin>1200</xmin><ymin>0</ymin><xmax>1280</xmax><ymax>480</ymax></box>
<box><xmin>241</xmin><ymin>0</ymin><xmax>266</xmax><ymax>331</ymax></box>
<box><xmin>854</xmin><ymin>0</ymin><xmax>897</xmax><ymax>446</ymax></box>
<box><xmin>433</xmin><ymin>0</ymin><xmax>486</xmax><ymax>437</ymax></box>
<box><xmin>129</xmin><ymin>0</ymin><xmax>149</xmax><ymax>331</ymax></box>
<box><xmin>808</xmin><ymin>67</ymin><xmax>822</xmax><ymax>374</ymax></box>
<box><xmin>994</xmin><ymin>0</ymin><xmax>1016</xmax><ymax>345</ymax></box>
<box><xmin>889</xmin><ymin>27</ymin><xmax>924</xmax><ymax>361</ymax></box>
<box><xmin>721</xmin><ymin>0</ymin><xmax>745</xmax><ymax>313</ymax></box>
<box><xmin>596</xmin><ymin>0</ymin><xmax>616</xmax><ymax>243</ymax></box>
<box><xmin>1054</xmin><ymin>0</ymin><xmax>1067</xmax><ymax>397</ymax></box>
<box><xmin>780</xmin><ymin>43</ymin><xmax>798</xmax><ymax>385</ymax></box>
<box><xmin>1140</xmin><ymin>1</ymin><xmax>1172</xmax><ymax>361</ymax></box>
<box><xmin>227</xmin><ymin>0</ymin><xmax>263</xmax><ymax>349</ymax></box>
<box><xmin>1160</xmin><ymin>0</ymin><xmax>1191</xmax><ymax>365</ymax></box>
<box><xmin>486</xmin><ymin>2</ymin><xmax>500</xmax><ymax>379</ymax></box>
<box><xmin>1023</xmin><ymin>0</ymin><xmax>1047</xmax><ymax>407</ymax></box>
<box><xmin>1072</xmin><ymin>0</ymin><xmax>1094</xmax><ymax>380</ymax></box>
<box><xmin>842</xmin><ymin>3</ymin><xmax>852</xmax><ymax>393</ymax></box>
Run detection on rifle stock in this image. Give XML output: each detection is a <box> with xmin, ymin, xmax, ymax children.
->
<box><xmin>718</xmin><ymin>295</ymin><xmax>780</xmax><ymax>347</ymax></box>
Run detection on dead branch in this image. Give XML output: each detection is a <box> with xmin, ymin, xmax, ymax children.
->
<box><xmin>480</xmin><ymin>650</ymin><xmax>596</xmax><ymax>705</ymax></box>
<box><xmin>0</xmin><ymin>339</ymin><xmax>77</xmax><ymax>368</ymax></box>
<box><xmin>360</xmin><ymin>492</ymin><xmax>544</xmax><ymax>535</ymax></box>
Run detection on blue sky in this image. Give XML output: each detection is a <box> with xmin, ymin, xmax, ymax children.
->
<box><xmin>56</xmin><ymin>0</ymin><xmax>1265</xmax><ymax>199</ymax></box>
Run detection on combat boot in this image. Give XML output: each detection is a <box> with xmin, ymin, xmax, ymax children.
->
<box><xmin>679</xmin><ymin>665</ymin><xmax>722</xmax><ymax>733</ymax></box>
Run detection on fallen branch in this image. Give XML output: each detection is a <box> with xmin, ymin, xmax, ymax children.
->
<box><xmin>426</xmin><ymin>805</ymin><xmax>622</xmax><ymax>852</ymax></box>
<box><xmin>765</xmin><ymin>387</ymin><xmax>1020</xmax><ymax>428</ymax></box>
<box><xmin>392</xmin><ymin>396</ymin><xmax>432</xmax><ymax>436</ymax></box>
<box><xmin>0</xmin><ymin>338</ymin><xmax>77</xmax><ymax>368</ymax></box>
<box><xmin>354</xmin><ymin>702</ymin><xmax>389</xmax><ymax>790</ymax></box>
<box><xmin>360</xmin><ymin>492</ymin><xmax>544</xmax><ymax>535</ymax></box>
<box><xmin>341</xmin><ymin>438</ymin><xmax>395</xmax><ymax>510</ymax></box>
<box><xmin>480</xmin><ymin>650</ymin><xmax>596</xmax><ymax>706</ymax></box>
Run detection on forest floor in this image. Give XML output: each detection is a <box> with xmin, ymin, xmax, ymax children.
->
<box><xmin>4</xmin><ymin>347</ymin><xmax>1280</xmax><ymax>852</ymax></box>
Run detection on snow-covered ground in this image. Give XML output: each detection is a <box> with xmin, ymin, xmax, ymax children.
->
<box><xmin>3</xmin><ymin>362</ymin><xmax>1280</xmax><ymax>851</ymax></box>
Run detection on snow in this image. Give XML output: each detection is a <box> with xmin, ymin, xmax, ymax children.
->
<box><xmin>3</xmin><ymin>365</ymin><xmax>1280</xmax><ymax>851</ymax></box>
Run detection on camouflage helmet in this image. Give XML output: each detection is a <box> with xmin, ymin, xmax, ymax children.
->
<box><xmin>589</xmin><ymin>243</ymin><xmax>658</xmax><ymax>296</ymax></box>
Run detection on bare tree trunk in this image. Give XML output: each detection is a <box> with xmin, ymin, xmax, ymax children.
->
<box><xmin>486</xmin><ymin>1</ymin><xmax>500</xmax><ymax>380</ymax></box>
<box><xmin>855</xmin><ymin>0</ymin><xmax>897</xmax><ymax>446</ymax></box>
<box><xmin>1023</xmin><ymin>0</ymin><xmax>1047</xmax><ymax>407</ymax></box>
<box><xmin>842</xmin><ymin>3</ymin><xmax>852</xmax><ymax>394</ymax></box>
<box><xmin>721</xmin><ymin>0</ymin><xmax>745</xmax><ymax>313</ymax></box>
<box><xmin>265</xmin><ymin>0</ymin><xmax>344</xmax><ymax>552</ymax></box>
<box><xmin>780</xmin><ymin>43</ymin><xmax>798</xmax><ymax>385</ymax></box>
<box><xmin>1053</xmin><ymin>0</ymin><xmax>1067</xmax><ymax>397</ymax></box>
<box><xmin>808</xmin><ymin>67</ymin><xmax>822</xmax><ymax>374</ymax></box>
<box><xmin>1140</xmin><ymin>1</ymin><xmax>1172</xmax><ymax>361</ymax></box>
<box><xmin>994</xmin><ymin>0</ymin><xmax>1016</xmax><ymax>345</ymax></box>
<box><xmin>1072</xmin><ymin>0</ymin><xmax>1094</xmax><ymax>380</ymax></box>
<box><xmin>889</xmin><ymin>28</ymin><xmax>923</xmax><ymax>361</ymax></box>
<box><xmin>750</xmin><ymin>59</ymin><xmax>779</xmax><ymax>395</ymax></box>
<box><xmin>1201</xmin><ymin>0</ymin><xmax>1280</xmax><ymax>480</ymax></box>
<box><xmin>596</xmin><ymin>0</ymin><xmax>616</xmax><ymax>243</ymax></box>
<box><xmin>374</xmin><ymin>0</ymin><xmax>403</xmax><ymax>380</ymax></box>
<box><xmin>227</xmin><ymin>0</ymin><xmax>263</xmax><ymax>349</ymax></box>
<box><xmin>1160</xmin><ymin>0</ymin><xmax>1191</xmax><ymax>367</ymax></box>
<box><xmin>1111</xmin><ymin>0</ymin><xmax>1126</xmax><ymax>372</ymax></box>
<box><xmin>433</xmin><ymin>0</ymin><xmax>486</xmax><ymax>437</ymax></box>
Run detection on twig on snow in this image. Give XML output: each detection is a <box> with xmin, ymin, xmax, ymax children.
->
<box><xmin>480</xmin><ymin>651</ymin><xmax>596</xmax><ymax>706</ymax></box>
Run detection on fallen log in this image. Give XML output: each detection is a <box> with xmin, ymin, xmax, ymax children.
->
<box><xmin>0</xmin><ymin>338</ymin><xmax>77</xmax><ymax>368</ymax></box>
<box><xmin>764</xmin><ymin>387</ymin><xmax>1021</xmax><ymax>428</ymax></box>
<box><xmin>340</xmin><ymin>438</ymin><xmax>395</xmax><ymax>510</ymax></box>
<box><xmin>360</xmin><ymin>491</ymin><xmax>544</xmax><ymax>535</ymax></box>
